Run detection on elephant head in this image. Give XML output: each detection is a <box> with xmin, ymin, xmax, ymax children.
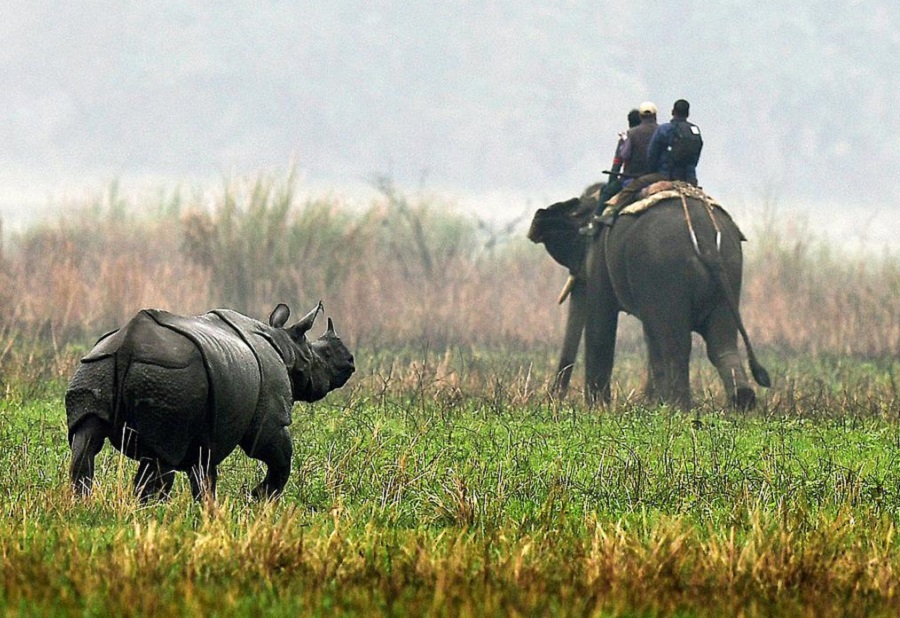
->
<box><xmin>527</xmin><ymin>197</ymin><xmax>589</xmax><ymax>274</ymax></box>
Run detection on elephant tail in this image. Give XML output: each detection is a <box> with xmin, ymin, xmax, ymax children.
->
<box><xmin>700</xmin><ymin>254</ymin><xmax>771</xmax><ymax>388</ymax></box>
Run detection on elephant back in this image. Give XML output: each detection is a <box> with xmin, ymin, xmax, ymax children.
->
<box><xmin>605</xmin><ymin>194</ymin><xmax>747</xmax><ymax>321</ymax></box>
<box><xmin>616</xmin><ymin>182</ymin><xmax>746</xmax><ymax>240</ymax></box>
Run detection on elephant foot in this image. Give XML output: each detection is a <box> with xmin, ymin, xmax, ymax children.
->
<box><xmin>733</xmin><ymin>387</ymin><xmax>756</xmax><ymax>410</ymax></box>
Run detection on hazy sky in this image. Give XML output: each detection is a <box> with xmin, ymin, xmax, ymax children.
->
<box><xmin>3</xmin><ymin>1</ymin><xmax>898</xmax><ymax>245</ymax></box>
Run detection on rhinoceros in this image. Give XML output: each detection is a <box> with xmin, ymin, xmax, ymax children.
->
<box><xmin>66</xmin><ymin>302</ymin><xmax>354</xmax><ymax>502</ymax></box>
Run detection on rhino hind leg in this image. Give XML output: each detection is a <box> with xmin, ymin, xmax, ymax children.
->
<box><xmin>133</xmin><ymin>458</ymin><xmax>176</xmax><ymax>502</ymax></box>
<box><xmin>69</xmin><ymin>416</ymin><xmax>110</xmax><ymax>496</ymax></box>
<box><xmin>241</xmin><ymin>424</ymin><xmax>293</xmax><ymax>500</ymax></box>
<box><xmin>123</xmin><ymin>359</ymin><xmax>208</xmax><ymax>466</ymax></box>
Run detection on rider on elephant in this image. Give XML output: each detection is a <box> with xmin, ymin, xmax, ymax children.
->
<box><xmin>582</xmin><ymin>102</ymin><xmax>659</xmax><ymax>233</ymax></box>
<box><xmin>599</xmin><ymin>107</ymin><xmax>641</xmax><ymax>201</ymax></box>
<box><xmin>593</xmin><ymin>99</ymin><xmax>704</xmax><ymax>230</ymax></box>
<box><xmin>618</xmin><ymin>101</ymin><xmax>660</xmax><ymax>180</ymax></box>
<box><xmin>647</xmin><ymin>98</ymin><xmax>703</xmax><ymax>186</ymax></box>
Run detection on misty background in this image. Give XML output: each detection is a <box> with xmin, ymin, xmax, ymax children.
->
<box><xmin>2</xmin><ymin>1</ymin><xmax>898</xmax><ymax>248</ymax></box>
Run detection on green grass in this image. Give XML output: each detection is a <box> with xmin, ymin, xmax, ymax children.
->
<box><xmin>2</xmin><ymin>349</ymin><xmax>900</xmax><ymax>616</ymax></box>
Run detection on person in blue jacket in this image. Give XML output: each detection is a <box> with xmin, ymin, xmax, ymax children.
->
<box><xmin>647</xmin><ymin>99</ymin><xmax>703</xmax><ymax>186</ymax></box>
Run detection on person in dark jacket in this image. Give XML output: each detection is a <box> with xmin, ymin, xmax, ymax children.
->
<box><xmin>647</xmin><ymin>99</ymin><xmax>703</xmax><ymax>185</ymax></box>
<box><xmin>608</xmin><ymin>108</ymin><xmax>641</xmax><ymax>177</ymax></box>
<box><xmin>618</xmin><ymin>101</ymin><xmax>660</xmax><ymax>179</ymax></box>
<box><xmin>595</xmin><ymin>107</ymin><xmax>641</xmax><ymax>206</ymax></box>
<box><xmin>588</xmin><ymin>101</ymin><xmax>660</xmax><ymax>229</ymax></box>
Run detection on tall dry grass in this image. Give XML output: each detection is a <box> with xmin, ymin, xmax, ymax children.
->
<box><xmin>3</xmin><ymin>502</ymin><xmax>898</xmax><ymax>616</ymax></box>
<box><xmin>742</xmin><ymin>215</ymin><xmax>900</xmax><ymax>358</ymax></box>
<box><xmin>0</xmin><ymin>174</ymin><xmax>897</xmax><ymax>392</ymax></box>
<box><xmin>2</xmin><ymin>176</ymin><xmax>565</xmax><ymax>351</ymax></box>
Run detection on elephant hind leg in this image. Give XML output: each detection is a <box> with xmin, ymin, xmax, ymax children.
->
<box><xmin>69</xmin><ymin>416</ymin><xmax>109</xmax><ymax>496</ymax></box>
<box><xmin>241</xmin><ymin>424</ymin><xmax>292</xmax><ymax>500</ymax></box>
<box><xmin>134</xmin><ymin>458</ymin><xmax>176</xmax><ymax>502</ymax></box>
<box><xmin>642</xmin><ymin>319</ymin><xmax>692</xmax><ymax>410</ymax></box>
<box><xmin>701</xmin><ymin>307</ymin><xmax>755</xmax><ymax>409</ymax></box>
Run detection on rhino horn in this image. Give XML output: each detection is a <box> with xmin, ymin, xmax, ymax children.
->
<box><xmin>326</xmin><ymin>317</ymin><xmax>335</xmax><ymax>335</ymax></box>
<box><xmin>269</xmin><ymin>303</ymin><xmax>291</xmax><ymax>329</ymax></box>
<box><xmin>294</xmin><ymin>301</ymin><xmax>323</xmax><ymax>336</ymax></box>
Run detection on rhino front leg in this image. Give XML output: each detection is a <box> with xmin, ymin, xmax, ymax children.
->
<box><xmin>134</xmin><ymin>458</ymin><xmax>176</xmax><ymax>502</ymax></box>
<box><xmin>241</xmin><ymin>424</ymin><xmax>292</xmax><ymax>500</ymax></box>
<box><xmin>69</xmin><ymin>416</ymin><xmax>109</xmax><ymax>496</ymax></box>
<box><xmin>188</xmin><ymin>459</ymin><xmax>218</xmax><ymax>503</ymax></box>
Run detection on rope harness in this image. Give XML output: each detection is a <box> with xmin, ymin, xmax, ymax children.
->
<box><xmin>677</xmin><ymin>183</ymin><xmax>721</xmax><ymax>257</ymax></box>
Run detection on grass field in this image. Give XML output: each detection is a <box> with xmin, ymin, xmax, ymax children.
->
<box><xmin>1</xmin><ymin>178</ymin><xmax>899</xmax><ymax>615</ymax></box>
<box><xmin>2</xmin><ymin>350</ymin><xmax>900</xmax><ymax>616</ymax></box>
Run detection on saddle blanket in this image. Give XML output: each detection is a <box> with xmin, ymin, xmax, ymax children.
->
<box><xmin>617</xmin><ymin>181</ymin><xmax>722</xmax><ymax>216</ymax></box>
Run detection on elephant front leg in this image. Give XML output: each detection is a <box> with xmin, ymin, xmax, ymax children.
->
<box><xmin>583</xmin><ymin>240</ymin><xmax>620</xmax><ymax>406</ymax></box>
<box><xmin>241</xmin><ymin>424</ymin><xmax>292</xmax><ymax>500</ymax></box>
<box><xmin>69</xmin><ymin>416</ymin><xmax>109</xmax><ymax>497</ymax></box>
<box><xmin>552</xmin><ymin>279</ymin><xmax>586</xmax><ymax>397</ymax></box>
<box><xmin>584</xmin><ymin>309</ymin><xmax>618</xmax><ymax>406</ymax></box>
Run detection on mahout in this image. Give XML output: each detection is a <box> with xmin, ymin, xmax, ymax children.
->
<box><xmin>529</xmin><ymin>180</ymin><xmax>770</xmax><ymax>409</ymax></box>
<box><xmin>66</xmin><ymin>302</ymin><xmax>354</xmax><ymax>502</ymax></box>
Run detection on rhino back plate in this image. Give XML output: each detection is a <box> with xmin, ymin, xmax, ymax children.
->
<box><xmin>143</xmin><ymin>309</ymin><xmax>264</xmax><ymax>464</ymax></box>
<box><xmin>66</xmin><ymin>355</ymin><xmax>116</xmax><ymax>441</ymax></box>
<box><xmin>213</xmin><ymin>309</ymin><xmax>292</xmax><ymax>429</ymax></box>
<box><xmin>66</xmin><ymin>310</ymin><xmax>200</xmax><ymax>441</ymax></box>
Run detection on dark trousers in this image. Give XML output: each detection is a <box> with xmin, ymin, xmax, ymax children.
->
<box><xmin>598</xmin><ymin>178</ymin><xmax>622</xmax><ymax>207</ymax></box>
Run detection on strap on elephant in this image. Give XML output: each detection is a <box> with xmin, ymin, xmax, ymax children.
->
<box><xmin>678</xmin><ymin>187</ymin><xmax>722</xmax><ymax>255</ymax></box>
<box><xmin>678</xmin><ymin>187</ymin><xmax>771</xmax><ymax>389</ymax></box>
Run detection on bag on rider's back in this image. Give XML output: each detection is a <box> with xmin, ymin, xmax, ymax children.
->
<box><xmin>670</xmin><ymin>122</ymin><xmax>703</xmax><ymax>166</ymax></box>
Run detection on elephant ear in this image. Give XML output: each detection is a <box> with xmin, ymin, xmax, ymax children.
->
<box><xmin>528</xmin><ymin>197</ymin><xmax>589</xmax><ymax>273</ymax></box>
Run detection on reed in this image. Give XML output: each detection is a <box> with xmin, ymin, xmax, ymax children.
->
<box><xmin>4</xmin><ymin>176</ymin><xmax>897</xmax><ymax>362</ymax></box>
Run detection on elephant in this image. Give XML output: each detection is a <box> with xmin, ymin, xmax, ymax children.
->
<box><xmin>66</xmin><ymin>302</ymin><xmax>355</xmax><ymax>502</ymax></box>
<box><xmin>529</xmin><ymin>181</ymin><xmax>770</xmax><ymax>409</ymax></box>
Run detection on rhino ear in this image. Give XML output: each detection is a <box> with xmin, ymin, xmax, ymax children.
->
<box><xmin>293</xmin><ymin>301</ymin><xmax>323</xmax><ymax>336</ymax></box>
<box><xmin>269</xmin><ymin>303</ymin><xmax>291</xmax><ymax>328</ymax></box>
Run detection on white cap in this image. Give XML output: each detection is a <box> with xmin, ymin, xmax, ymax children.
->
<box><xmin>639</xmin><ymin>101</ymin><xmax>658</xmax><ymax>116</ymax></box>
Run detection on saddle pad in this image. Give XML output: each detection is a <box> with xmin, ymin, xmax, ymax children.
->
<box><xmin>620</xmin><ymin>185</ymin><xmax>722</xmax><ymax>216</ymax></box>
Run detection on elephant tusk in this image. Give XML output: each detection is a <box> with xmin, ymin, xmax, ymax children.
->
<box><xmin>557</xmin><ymin>275</ymin><xmax>576</xmax><ymax>304</ymax></box>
